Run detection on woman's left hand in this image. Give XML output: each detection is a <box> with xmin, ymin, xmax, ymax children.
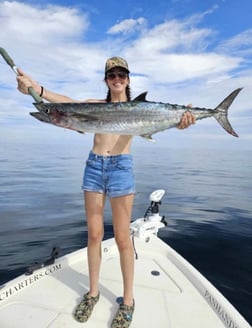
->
<box><xmin>177</xmin><ymin>108</ymin><xmax>196</xmax><ymax>129</ymax></box>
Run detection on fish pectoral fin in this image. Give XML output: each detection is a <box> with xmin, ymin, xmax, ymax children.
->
<box><xmin>133</xmin><ymin>92</ymin><xmax>148</xmax><ymax>102</ymax></box>
<box><xmin>140</xmin><ymin>134</ymin><xmax>156</xmax><ymax>142</ymax></box>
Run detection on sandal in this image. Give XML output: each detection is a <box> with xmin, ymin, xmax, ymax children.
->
<box><xmin>111</xmin><ymin>300</ymin><xmax>135</xmax><ymax>328</ymax></box>
<box><xmin>73</xmin><ymin>292</ymin><xmax>100</xmax><ymax>322</ymax></box>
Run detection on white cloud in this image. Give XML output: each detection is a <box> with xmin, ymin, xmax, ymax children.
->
<box><xmin>216</xmin><ymin>29</ymin><xmax>252</xmax><ymax>57</ymax></box>
<box><xmin>115</xmin><ymin>19</ymin><xmax>212</xmax><ymax>59</ymax></box>
<box><xmin>123</xmin><ymin>19</ymin><xmax>242</xmax><ymax>84</ymax></box>
<box><xmin>107</xmin><ymin>17</ymin><xmax>146</xmax><ymax>35</ymax></box>
<box><xmin>0</xmin><ymin>1</ymin><xmax>94</xmax><ymax>88</ymax></box>
<box><xmin>0</xmin><ymin>2</ymin><xmax>245</xmax><ymax>88</ymax></box>
<box><xmin>0</xmin><ymin>1</ymin><xmax>89</xmax><ymax>44</ymax></box>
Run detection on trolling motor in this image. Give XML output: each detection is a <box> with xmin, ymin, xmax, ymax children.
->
<box><xmin>130</xmin><ymin>189</ymin><xmax>167</xmax><ymax>238</ymax></box>
<box><xmin>144</xmin><ymin>189</ymin><xmax>166</xmax><ymax>220</ymax></box>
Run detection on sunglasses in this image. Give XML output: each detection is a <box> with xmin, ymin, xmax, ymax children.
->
<box><xmin>106</xmin><ymin>71</ymin><xmax>128</xmax><ymax>80</ymax></box>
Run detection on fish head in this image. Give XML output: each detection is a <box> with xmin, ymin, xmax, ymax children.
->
<box><xmin>33</xmin><ymin>103</ymin><xmax>71</xmax><ymax>126</ymax></box>
<box><xmin>31</xmin><ymin>103</ymin><xmax>86</xmax><ymax>133</ymax></box>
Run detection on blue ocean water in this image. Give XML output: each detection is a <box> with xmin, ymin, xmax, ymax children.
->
<box><xmin>0</xmin><ymin>137</ymin><xmax>251</xmax><ymax>324</ymax></box>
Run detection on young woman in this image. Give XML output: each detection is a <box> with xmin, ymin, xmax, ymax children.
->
<box><xmin>16</xmin><ymin>57</ymin><xmax>195</xmax><ymax>327</ymax></box>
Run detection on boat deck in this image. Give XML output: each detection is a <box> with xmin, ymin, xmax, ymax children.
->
<box><xmin>0</xmin><ymin>236</ymin><xmax>250</xmax><ymax>328</ymax></box>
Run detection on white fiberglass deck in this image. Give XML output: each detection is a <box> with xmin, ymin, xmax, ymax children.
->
<box><xmin>0</xmin><ymin>235</ymin><xmax>250</xmax><ymax>328</ymax></box>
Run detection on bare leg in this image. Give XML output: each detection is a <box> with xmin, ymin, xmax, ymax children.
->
<box><xmin>110</xmin><ymin>194</ymin><xmax>134</xmax><ymax>306</ymax></box>
<box><xmin>84</xmin><ymin>191</ymin><xmax>106</xmax><ymax>297</ymax></box>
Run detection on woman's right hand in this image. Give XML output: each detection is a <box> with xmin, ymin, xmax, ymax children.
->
<box><xmin>16</xmin><ymin>68</ymin><xmax>41</xmax><ymax>95</ymax></box>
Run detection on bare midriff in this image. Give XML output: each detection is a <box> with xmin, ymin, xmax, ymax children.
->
<box><xmin>92</xmin><ymin>133</ymin><xmax>133</xmax><ymax>156</ymax></box>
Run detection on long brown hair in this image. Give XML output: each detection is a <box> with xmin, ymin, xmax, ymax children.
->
<box><xmin>105</xmin><ymin>85</ymin><xmax>131</xmax><ymax>103</ymax></box>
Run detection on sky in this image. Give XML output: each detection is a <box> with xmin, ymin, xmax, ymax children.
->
<box><xmin>0</xmin><ymin>0</ymin><xmax>252</xmax><ymax>148</ymax></box>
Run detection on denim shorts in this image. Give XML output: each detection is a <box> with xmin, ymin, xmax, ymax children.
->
<box><xmin>82</xmin><ymin>151</ymin><xmax>135</xmax><ymax>198</ymax></box>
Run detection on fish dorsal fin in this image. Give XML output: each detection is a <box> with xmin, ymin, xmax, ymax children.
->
<box><xmin>133</xmin><ymin>92</ymin><xmax>148</xmax><ymax>102</ymax></box>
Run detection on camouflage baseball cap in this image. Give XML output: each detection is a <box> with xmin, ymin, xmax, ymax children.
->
<box><xmin>105</xmin><ymin>57</ymin><xmax>130</xmax><ymax>73</ymax></box>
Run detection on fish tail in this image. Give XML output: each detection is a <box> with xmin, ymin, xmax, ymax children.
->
<box><xmin>213</xmin><ymin>88</ymin><xmax>242</xmax><ymax>137</ymax></box>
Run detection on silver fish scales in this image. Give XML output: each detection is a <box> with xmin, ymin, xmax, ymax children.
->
<box><xmin>31</xmin><ymin>88</ymin><xmax>242</xmax><ymax>140</ymax></box>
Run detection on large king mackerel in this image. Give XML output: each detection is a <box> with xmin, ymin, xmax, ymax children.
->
<box><xmin>31</xmin><ymin>88</ymin><xmax>242</xmax><ymax>140</ymax></box>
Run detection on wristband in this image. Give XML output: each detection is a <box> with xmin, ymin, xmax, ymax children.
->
<box><xmin>39</xmin><ymin>86</ymin><xmax>44</xmax><ymax>97</ymax></box>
